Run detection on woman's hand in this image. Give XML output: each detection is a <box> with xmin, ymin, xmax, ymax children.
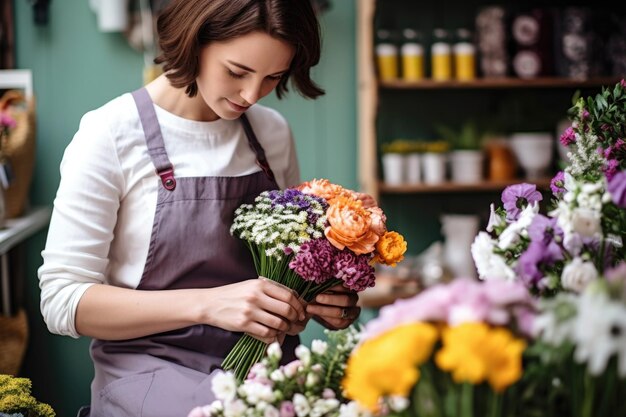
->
<box><xmin>205</xmin><ymin>278</ymin><xmax>307</xmax><ymax>344</ymax></box>
<box><xmin>306</xmin><ymin>283</ymin><xmax>360</xmax><ymax>330</ymax></box>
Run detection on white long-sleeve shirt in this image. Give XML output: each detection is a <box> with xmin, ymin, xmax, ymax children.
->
<box><xmin>38</xmin><ymin>93</ymin><xmax>301</xmax><ymax>338</ymax></box>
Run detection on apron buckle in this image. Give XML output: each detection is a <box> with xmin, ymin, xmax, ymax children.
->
<box><xmin>157</xmin><ymin>167</ymin><xmax>176</xmax><ymax>191</ymax></box>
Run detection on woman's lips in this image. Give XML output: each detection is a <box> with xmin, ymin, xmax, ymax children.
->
<box><xmin>227</xmin><ymin>99</ymin><xmax>250</xmax><ymax>112</ymax></box>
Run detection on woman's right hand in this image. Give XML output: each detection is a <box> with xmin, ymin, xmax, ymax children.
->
<box><xmin>203</xmin><ymin>278</ymin><xmax>306</xmax><ymax>344</ymax></box>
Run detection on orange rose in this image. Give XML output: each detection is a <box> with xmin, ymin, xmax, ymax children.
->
<box><xmin>351</xmin><ymin>192</ymin><xmax>378</xmax><ymax>208</ymax></box>
<box><xmin>325</xmin><ymin>196</ymin><xmax>380</xmax><ymax>255</ymax></box>
<box><xmin>297</xmin><ymin>178</ymin><xmax>351</xmax><ymax>204</ymax></box>
<box><xmin>374</xmin><ymin>231</ymin><xmax>407</xmax><ymax>266</ymax></box>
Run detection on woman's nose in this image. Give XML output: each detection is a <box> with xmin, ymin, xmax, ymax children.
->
<box><xmin>240</xmin><ymin>81</ymin><xmax>263</xmax><ymax>105</ymax></box>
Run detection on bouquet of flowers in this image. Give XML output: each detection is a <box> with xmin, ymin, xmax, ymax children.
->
<box><xmin>341</xmin><ymin>279</ymin><xmax>536</xmax><ymax>417</ymax></box>
<box><xmin>223</xmin><ymin>179</ymin><xmax>407</xmax><ymax>381</ymax></box>
<box><xmin>189</xmin><ymin>327</ymin><xmax>360</xmax><ymax>417</ymax></box>
<box><xmin>471</xmin><ymin>79</ymin><xmax>626</xmax><ymax>295</ymax></box>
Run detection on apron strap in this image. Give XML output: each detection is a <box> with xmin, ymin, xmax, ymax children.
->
<box><xmin>131</xmin><ymin>88</ymin><xmax>176</xmax><ymax>191</ymax></box>
<box><xmin>240</xmin><ymin>113</ymin><xmax>276</xmax><ymax>182</ymax></box>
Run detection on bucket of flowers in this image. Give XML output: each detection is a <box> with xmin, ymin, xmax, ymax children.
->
<box><xmin>469</xmin><ymin>79</ymin><xmax>626</xmax><ymax>417</ymax></box>
<box><xmin>222</xmin><ymin>179</ymin><xmax>407</xmax><ymax>381</ymax></box>
<box><xmin>341</xmin><ymin>278</ymin><xmax>536</xmax><ymax>417</ymax></box>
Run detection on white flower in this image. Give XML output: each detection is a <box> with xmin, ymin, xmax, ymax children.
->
<box><xmin>486</xmin><ymin>203</ymin><xmax>504</xmax><ymax>232</ymax></box>
<box><xmin>561</xmin><ymin>257</ymin><xmax>598</xmax><ymax>293</ymax></box>
<box><xmin>338</xmin><ymin>402</ymin><xmax>372</xmax><ymax>417</ymax></box>
<box><xmin>387</xmin><ymin>396</ymin><xmax>410</xmax><ymax>412</ymax></box>
<box><xmin>533</xmin><ymin>294</ymin><xmax>578</xmax><ymax>344</ymax></box>
<box><xmin>310</xmin><ymin>340</ymin><xmax>328</xmax><ymax>355</ymax></box>
<box><xmin>310</xmin><ymin>399</ymin><xmax>340</xmax><ymax>417</ymax></box>
<box><xmin>571</xmin><ymin>207</ymin><xmax>602</xmax><ymax>238</ymax></box>
<box><xmin>263</xmin><ymin>405</ymin><xmax>280</xmax><ymax>417</ymax></box>
<box><xmin>212</xmin><ymin>371</ymin><xmax>238</xmax><ymax>402</ymax></box>
<box><xmin>239</xmin><ymin>381</ymin><xmax>274</xmax><ymax>405</ymax></box>
<box><xmin>295</xmin><ymin>345</ymin><xmax>311</xmax><ymax>366</ymax></box>
<box><xmin>573</xmin><ymin>292</ymin><xmax>626</xmax><ymax>377</ymax></box>
<box><xmin>223</xmin><ymin>399</ymin><xmax>247</xmax><ymax>417</ymax></box>
<box><xmin>471</xmin><ymin>232</ymin><xmax>516</xmax><ymax>281</ymax></box>
<box><xmin>498</xmin><ymin>203</ymin><xmax>538</xmax><ymax>249</ymax></box>
<box><xmin>305</xmin><ymin>372</ymin><xmax>319</xmax><ymax>387</ymax></box>
<box><xmin>269</xmin><ymin>369</ymin><xmax>285</xmax><ymax>382</ymax></box>
<box><xmin>293</xmin><ymin>393</ymin><xmax>311</xmax><ymax>417</ymax></box>
<box><xmin>267</xmin><ymin>342</ymin><xmax>282</xmax><ymax>361</ymax></box>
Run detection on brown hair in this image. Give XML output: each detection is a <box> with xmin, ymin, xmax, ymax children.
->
<box><xmin>155</xmin><ymin>0</ymin><xmax>324</xmax><ymax>99</ymax></box>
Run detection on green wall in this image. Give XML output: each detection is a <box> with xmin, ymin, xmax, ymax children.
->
<box><xmin>14</xmin><ymin>1</ymin><xmax>357</xmax><ymax>415</ymax></box>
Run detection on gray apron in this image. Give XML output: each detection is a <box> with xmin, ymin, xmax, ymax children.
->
<box><xmin>79</xmin><ymin>88</ymin><xmax>299</xmax><ymax>417</ymax></box>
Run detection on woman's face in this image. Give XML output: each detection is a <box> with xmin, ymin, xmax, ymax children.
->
<box><xmin>196</xmin><ymin>31</ymin><xmax>295</xmax><ymax>121</ymax></box>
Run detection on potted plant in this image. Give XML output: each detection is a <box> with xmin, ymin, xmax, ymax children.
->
<box><xmin>437</xmin><ymin>120</ymin><xmax>485</xmax><ymax>183</ymax></box>
<box><xmin>380</xmin><ymin>139</ymin><xmax>414</xmax><ymax>185</ymax></box>
<box><xmin>421</xmin><ymin>140</ymin><xmax>450</xmax><ymax>184</ymax></box>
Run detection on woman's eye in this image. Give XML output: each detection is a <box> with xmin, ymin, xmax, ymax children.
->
<box><xmin>267</xmin><ymin>75</ymin><xmax>283</xmax><ymax>81</ymax></box>
<box><xmin>227</xmin><ymin>69</ymin><xmax>245</xmax><ymax>79</ymax></box>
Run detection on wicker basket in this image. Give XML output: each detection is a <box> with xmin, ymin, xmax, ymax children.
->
<box><xmin>0</xmin><ymin>309</ymin><xmax>29</xmax><ymax>375</ymax></box>
<box><xmin>0</xmin><ymin>89</ymin><xmax>36</xmax><ymax>219</ymax></box>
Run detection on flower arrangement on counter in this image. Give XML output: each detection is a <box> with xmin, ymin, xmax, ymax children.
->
<box><xmin>342</xmin><ymin>279</ymin><xmax>536</xmax><ymax>417</ymax></box>
<box><xmin>223</xmin><ymin>179</ymin><xmax>407</xmax><ymax>381</ymax></box>
<box><xmin>189</xmin><ymin>327</ymin><xmax>360</xmax><ymax>417</ymax></box>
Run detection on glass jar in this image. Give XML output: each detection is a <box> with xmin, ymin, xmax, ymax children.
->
<box><xmin>375</xmin><ymin>29</ymin><xmax>399</xmax><ymax>81</ymax></box>
<box><xmin>453</xmin><ymin>28</ymin><xmax>476</xmax><ymax>81</ymax></box>
<box><xmin>401</xmin><ymin>28</ymin><xmax>424</xmax><ymax>81</ymax></box>
<box><xmin>431</xmin><ymin>28</ymin><xmax>452</xmax><ymax>81</ymax></box>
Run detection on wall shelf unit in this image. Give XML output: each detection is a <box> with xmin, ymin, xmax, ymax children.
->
<box><xmin>356</xmin><ymin>0</ymin><xmax>625</xmax><ymax>269</ymax></box>
<box><xmin>380</xmin><ymin>77</ymin><xmax>623</xmax><ymax>90</ymax></box>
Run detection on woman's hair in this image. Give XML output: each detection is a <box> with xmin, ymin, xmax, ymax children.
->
<box><xmin>155</xmin><ymin>0</ymin><xmax>324</xmax><ymax>99</ymax></box>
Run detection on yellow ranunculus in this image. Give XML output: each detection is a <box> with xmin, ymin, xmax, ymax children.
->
<box><xmin>484</xmin><ymin>328</ymin><xmax>526</xmax><ymax>392</ymax></box>
<box><xmin>436</xmin><ymin>323</ymin><xmax>489</xmax><ymax>384</ymax></box>
<box><xmin>435</xmin><ymin>323</ymin><xmax>526</xmax><ymax>391</ymax></box>
<box><xmin>342</xmin><ymin>323</ymin><xmax>438</xmax><ymax>411</ymax></box>
<box><xmin>373</xmin><ymin>231</ymin><xmax>407</xmax><ymax>267</ymax></box>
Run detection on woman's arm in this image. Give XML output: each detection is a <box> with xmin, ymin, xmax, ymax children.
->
<box><xmin>75</xmin><ymin>278</ymin><xmax>306</xmax><ymax>344</ymax></box>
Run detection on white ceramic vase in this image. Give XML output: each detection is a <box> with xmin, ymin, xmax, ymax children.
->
<box><xmin>450</xmin><ymin>150</ymin><xmax>483</xmax><ymax>183</ymax></box>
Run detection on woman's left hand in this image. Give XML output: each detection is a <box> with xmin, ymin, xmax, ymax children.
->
<box><xmin>306</xmin><ymin>283</ymin><xmax>360</xmax><ymax>330</ymax></box>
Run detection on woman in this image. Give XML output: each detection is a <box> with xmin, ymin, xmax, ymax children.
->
<box><xmin>38</xmin><ymin>1</ymin><xmax>360</xmax><ymax>415</ymax></box>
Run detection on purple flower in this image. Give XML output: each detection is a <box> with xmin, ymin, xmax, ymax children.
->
<box><xmin>604</xmin><ymin>159</ymin><xmax>619</xmax><ymax>181</ymax></box>
<box><xmin>621</xmin><ymin>79</ymin><xmax>626</xmax><ymax>89</ymax></box>
<box><xmin>550</xmin><ymin>171</ymin><xmax>566</xmax><ymax>196</ymax></box>
<box><xmin>333</xmin><ymin>250</ymin><xmax>375</xmax><ymax>291</ymax></box>
<box><xmin>501</xmin><ymin>183</ymin><xmax>543</xmax><ymax>221</ymax></box>
<box><xmin>559</xmin><ymin>126</ymin><xmax>576</xmax><ymax>146</ymax></box>
<box><xmin>608</xmin><ymin>170</ymin><xmax>626</xmax><ymax>208</ymax></box>
<box><xmin>289</xmin><ymin>239</ymin><xmax>337</xmax><ymax>284</ymax></box>
<box><xmin>528</xmin><ymin>214</ymin><xmax>564</xmax><ymax>262</ymax></box>
<box><xmin>266</xmin><ymin>189</ymin><xmax>328</xmax><ymax>224</ymax></box>
<box><xmin>515</xmin><ymin>241</ymin><xmax>545</xmax><ymax>289</ymax></box>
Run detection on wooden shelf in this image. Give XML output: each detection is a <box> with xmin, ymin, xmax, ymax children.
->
<box><xmin>379</xmin><ymin>177</ymin><xmax>552</xmax><ymax>193</ymax></box>
<box><xmin>379</xmin><ymin>77</ymin><xmax>622</xmax><ymax>90</ymax></box>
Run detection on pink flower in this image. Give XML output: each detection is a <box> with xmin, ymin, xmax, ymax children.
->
<box><xmin>280</xmin><ymin>401</ymin><xmax>295</xmax><ymax>417</ymax></box>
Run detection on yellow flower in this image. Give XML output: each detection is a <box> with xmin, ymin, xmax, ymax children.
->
<box><xmin>435</xmin><ymin>323</ymin><xmax>526</xmax><ymax>391</ymax></box>
<box><xmin>436</xmin><ymin>323</ymin><xmax>489</xmax><ymax>384</ymax></box>
<box><xmin>343</xmin><ymin>323</ymin><xmax>438</xmax><ymax>411</ymax></box>
<box><xmin>484</xmin><ymin>328</ymin><xmax>526</xmax><ymax>392</ymax></box>
<box><xmin>373</xmin><ymin>231</ymin><xmax>407</xmax><ymax>267</ymax></box>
